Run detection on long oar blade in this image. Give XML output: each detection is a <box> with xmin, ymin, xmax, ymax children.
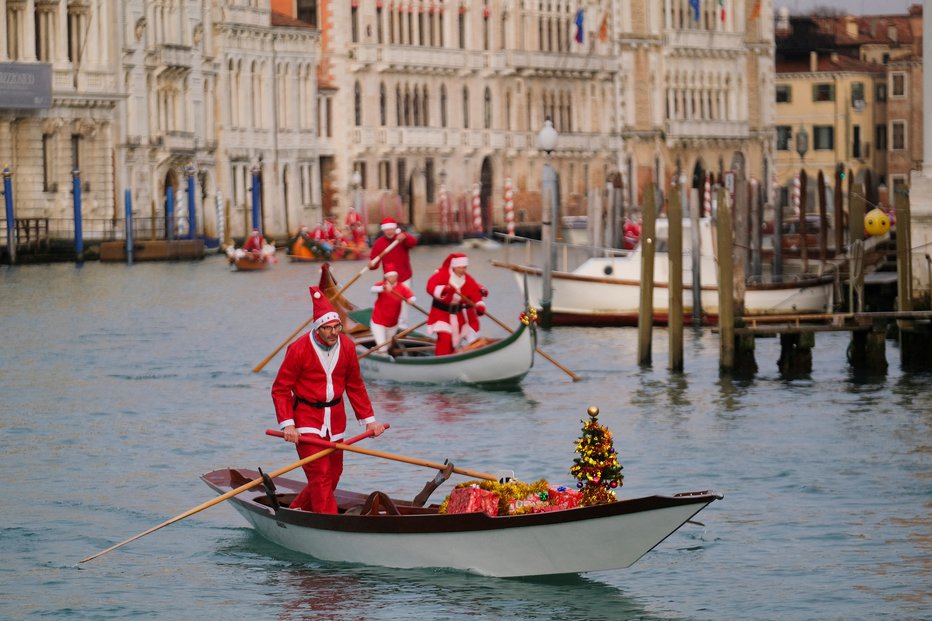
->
<box><xmin>266</xmin><ymin>429</ymin><xmax>498</xmax><ymax>481</ymax></box>
<box><xmin>79</xmin><ymin>428</ymin><xmax>380</xmax><ymax>564</ymax></box>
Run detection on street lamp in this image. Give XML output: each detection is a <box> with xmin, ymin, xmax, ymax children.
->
<box><xmin>538</xmin><ymin>117</ymin><xmax>559</xmax><ymax>329</ymax></box>
<box><xmin>796</xmin><ymin>124</ymin><xmax>809</xmax><ymax>161</ymax></box>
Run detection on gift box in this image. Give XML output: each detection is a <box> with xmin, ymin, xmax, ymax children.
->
<box><xmin>547</xmin><ymin>486</ymin><xmax>581</xmax><ymax>510</ymax></box>
<box><xmin>445</xmin><ymin>486</ymin><xmax>500</xmax><ymax>516</ymax></box>
<box><xmin>507</xmin><ymin>494</ymin><xmax>549</xmax><ymax>515</ymax></box>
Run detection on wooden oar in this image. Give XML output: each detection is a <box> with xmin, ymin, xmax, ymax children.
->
<box><xmin>358</xmin><ymin>319</ymin><xmax>429</xmax><ymax>360</ymax></box>
<box><xmin>252</xmin><ymin>238</ymin><xmax>403</xmax><ymax>373</ymax></box>
<box><xmin>266</xmin><ymin>429</ymin><xmax>498</xmax><ymax>481</ymax></box>
<box><xmin>450</xmin><ymin>286</ymin><xmax>582</xmax><ymax>382</ymax></box>
<box><xmin>78</xmin><ymin>428</ymin><xmax>382</xmax><ymax>564</ymax></box>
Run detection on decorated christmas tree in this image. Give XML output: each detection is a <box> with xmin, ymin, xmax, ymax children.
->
<box><xmin>570</xmin><ymin>406</ymin><xmax>623</xmax><ymax>506</ymax></box>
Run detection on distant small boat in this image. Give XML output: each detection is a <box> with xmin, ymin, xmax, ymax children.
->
<box><xmin>202</xmin><ymin>467</ymin><xmax>723</xmax><ymax>578</ymax></box>
<box><xmin>226</xmin><ymin>245</ymin><xmax>276</xmax><ymax>271</ymax></box>
<box><xmin>493</xmin><ymin>217</ymin><xmax>836</xmax><ymax>326</ymax></box>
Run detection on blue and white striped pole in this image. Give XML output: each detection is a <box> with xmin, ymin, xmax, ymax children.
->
<box><xmin>250</xmin><ymin>165</ymin><xmax>261</xmax><ymax>232</ymax></box>
<box><xmin>166</xmin><ymin>185</ymin><xmax>175</xmax><ymax>241</ymax></box>
<box><xmin>185</xmin><ymin>165</ymin><xmax>197</xmax><ymax>240</ymax></box>
<box><xmin>3</xmin><ymin>166</ymin><xmax>14</xmax><ymax>264</ymax></box>
<box><xmin>72</xmin><ymin>169</ymin><xmax>84</xmax><ymax>260</ymax></box>
<box><xmin>125</xmin><ymin>189</ymin><xmax>134</xmax><ymax>266</ymax></box>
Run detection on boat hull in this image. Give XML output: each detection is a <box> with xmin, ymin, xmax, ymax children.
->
<box><xmin>356</xmin><ymin>319</ymin><xmax>536</xmax><ymax>389</ymax></box>
<box><xmin>202</xmin><ymin>469</ymin><xmax>721</xmax><ymax>578</ymax></box>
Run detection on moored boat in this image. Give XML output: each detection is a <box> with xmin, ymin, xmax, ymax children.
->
<box><xmin>201</xmin><ymin>467</ymin><xmax>722</xmax><ymax>577</ymax></box>
<box><xmin>493</xmin><ymin>217</ymin><xmax>836</xmax><ymax>326</ymax></box>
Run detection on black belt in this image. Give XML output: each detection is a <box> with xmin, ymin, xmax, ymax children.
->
<box><xmin>432</xmin><ymin>299</ymin><xmax>462</xmax><ymax>314</ymax></box>
<box><xmin>294</xmin><ymin>394</ymin><xmax>342</xmax><ymax>409</ymax></box>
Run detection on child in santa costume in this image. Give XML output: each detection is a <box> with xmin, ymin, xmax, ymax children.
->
<box><xmin>426</xmin><ymin>253</ymin><xmax>488</xmax><ymax>356</ymax></box>
<box><xmin>368</xmin><ymin>217</ymin><xmax>417</xmax><ymax>328</ymax></box>
<box><xmin>272</xmin><ymin>286</ymin><xmax>387</xmax><ymax>513</ymax></box>
<box><xmin>369</xmin><ymin>264</ymin><xmax>416</xmax><ymax>352</ymax></box>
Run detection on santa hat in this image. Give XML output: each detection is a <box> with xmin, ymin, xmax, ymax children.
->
<box><xmin>308</xmin><ymin>286</ymin><xmax>341</xmax><ymax>331</ymax></box>
<box><xmin>382</xmin><ymin>262</ymin><xmax>399</xmax><ymax>278</ymax></box>
<box><xmin>380</xmin><ymin>217</ymin><xmax>398</xmax><ymax>231</ymax></box>
<box><xmin>449</xmin><ymin>253</ymin><xmax>469</xmax><ymax>268</ymax></box>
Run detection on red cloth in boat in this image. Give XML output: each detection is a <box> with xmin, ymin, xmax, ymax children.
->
<box><xmin>369</xmin><ymin>231</ymin><xmax>417</xmax><ymax>283</ymax></box>
<box><xmin>370</xmin><ymin>281</ymin><xmax>415</xmax><ymax>328</ymax></box>
<box><xmin>446</xmin><ymin>486</ymin><xmax>500</xmax><ymax>516</ymax></box>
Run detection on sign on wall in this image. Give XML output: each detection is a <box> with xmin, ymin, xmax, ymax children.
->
<box><xmin>0</xmin><ymin>63</ymin><xmax>52</xmax><ymax>109</ymax></box>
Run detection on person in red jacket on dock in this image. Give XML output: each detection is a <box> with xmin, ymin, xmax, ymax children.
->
<box><xmin>368</xmin><ymin>217</ymin><xmax>417</xmax><ymax>327</ymax></box>
<box><xmin>426</xmin><ymin>253</ymin><xmax>488</xmax><ymax>356</ymax></box>
<box><xmin>369</xmin><ymin>264</ymin><xmax>416</xmax><ymax>353</ymax></box>
<box><xmin>272</xmin><ymin>286</ymin><xmax>387</xmax><ymax>513</ymax></box>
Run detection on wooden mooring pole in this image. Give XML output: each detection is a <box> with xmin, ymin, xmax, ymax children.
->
<box><xmin>637</xmin><ymin>183</ymin><xmax>657</xmax><ymax>366</ymax></box>
<box><xmin>717</xmin><ymin>187</ymin><xmax>735</xmax><ymax>371</ymax></box>
<box><xmin>668</xmin><ymin>182</ymin><xmax>683</xmax><ymax>372</ymax></box>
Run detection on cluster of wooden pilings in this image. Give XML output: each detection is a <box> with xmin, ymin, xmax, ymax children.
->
<box><xmin>636</xmin><ymin>176</ymin><xmax>932</xmax><ymax>377</ymax></box>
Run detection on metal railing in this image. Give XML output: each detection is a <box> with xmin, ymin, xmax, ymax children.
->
<box><xmin>494</xmin><ymin>232</ymin><xmax>629</xmax><ymax>273</ymax></box>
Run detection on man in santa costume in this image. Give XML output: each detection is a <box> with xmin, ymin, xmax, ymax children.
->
<box><xmin>243</xmin><ymin>228</ymin><xmax>265</xmax><ymax>258</ymax></box>
<box><xmin>426</xmin><ymin>253</ymin><xmax>488</xmax><ymax>356</ymax></box>
<box><xmin>369</xmin><ymin>264</ymin><xmax>416</xmax><ymax>353</ymax></box>
<box><xmin>272</xmin><ymin>286</ymin><xmax>387</xmax><ymax>513</ymax></box>
<box><xmin>368</xmin><ymin>217</ymin><xmax>417</xmax><ymax>327</ymax></box>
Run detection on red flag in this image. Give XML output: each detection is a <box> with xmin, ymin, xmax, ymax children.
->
<box><xmin>598</xmin><ymin>12</ymin><xmax>609</xmax><ymax>42</ymax></box>
<box><xmin>751</xmin><ymin>0</ymin><xmax>762</xmax><ymax>20</ymax></box>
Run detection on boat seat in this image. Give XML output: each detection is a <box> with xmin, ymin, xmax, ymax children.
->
<box><xmin>345</xmin><ymin>491</ymin><xmax>401</xmax><ymax>516</ymax></box>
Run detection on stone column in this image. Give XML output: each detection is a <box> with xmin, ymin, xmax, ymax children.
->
<box><xmin>908</xmin><ymin>0</ymin><xmax>932</xmax><ymax>298</ymax></box>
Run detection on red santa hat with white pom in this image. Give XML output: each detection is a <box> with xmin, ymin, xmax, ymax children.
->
<box><xmin>308</xmin><ymin>286</ymin><xmax>341</xmax><ymax>331</ymax></box>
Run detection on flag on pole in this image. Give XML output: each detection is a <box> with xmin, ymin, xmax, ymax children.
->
<box><xmin>689</xmin><ymin>0</ymin><xmax>700</xmax><ymax>22</ymax></box>
<box><xmin>598</xmin><ymin>12</ymin><xmax>609</xmax><ymax>42</ymax></box>
<box><xmin>719</xmin><ymin>0</ymin><xmax>725</xmax><ymax>22</ymax></box>
<box><xmin>574</xmin><ymin>9</ymin><xmax>584</xmax><ymax>44</ymax></box>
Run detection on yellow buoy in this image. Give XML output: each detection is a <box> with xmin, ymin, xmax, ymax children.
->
<box><xmin>864</xmin><ymin>208</ymin><xmax>890</xmax><ymax>236</ymax></box>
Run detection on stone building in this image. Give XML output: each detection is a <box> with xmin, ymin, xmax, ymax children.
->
<box><xmin>321</xmin><ymin>0</ymin><xmax>774</xmax><ymax>235</ymax></box>
<box><xmin>1</xmin><ymin>0</ymin><xmax>321</xmax><ymax>248</ymax></box>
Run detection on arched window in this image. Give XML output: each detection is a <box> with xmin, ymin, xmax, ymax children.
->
<box><xmin>396</xmin><ymin>84</ymin><xmax>403</xmax><ymax>126</ymax></box>
<box><xmin>412</xmin><ymin>85</ymin><xmax>420</xmax><ymax>126</ymax></box>
<box><xmin>421</xmin><ymin>86</ymin><xmax>429</xmax><ymax>127</ymax></box>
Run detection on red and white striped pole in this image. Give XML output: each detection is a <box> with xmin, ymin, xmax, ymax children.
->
<box><xmin>504</xmin><ymin>177</ymin><xmax>515</xmax><ymax>236</ymax></box>
<box><xmin>471</xmin><ymin>182</ymin><xmax>482</xmax><ymax>234</ymax></box>
<box><xmin>792</xmin><ymin>172</ymin><xmax>801</xmax><ymax>216</ymax></box>
<box><xmin>439</xmin><ymin>183</ymin><xmax>448</xmax><ymax>236</ymax></box>
<box><xmin>703</xmin><ymin>174</ymin><xmax>711</xmax><ymax>218</ymax></box>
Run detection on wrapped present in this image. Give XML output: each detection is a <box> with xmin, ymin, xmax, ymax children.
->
<box><xmin>507</xmin><ymin>493</ymin><xmax>549</xmax><ymax>515</ymax></box>
<box><xmin>547</xmin><ymin>486</ymin><xmax>581</xmax><ymax>510</ymax></box>
<box><xmin>445</xmin><ymin>485</ymin><xmax>500</xmax><ymax>516</ymax></box>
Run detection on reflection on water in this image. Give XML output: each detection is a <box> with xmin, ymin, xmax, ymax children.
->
<box><xmin>223</xmin><ymin>533</ymin><xmax>663</xmax><ymax>621</ymax></box>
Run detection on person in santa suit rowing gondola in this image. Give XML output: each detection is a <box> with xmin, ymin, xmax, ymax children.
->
<box><xmin>272</xmin><ymin>287</ymin><xmax>387</xmax><ymax>514</ymax></box>
<box><xmin>425</xmin><ymin>253</ymin><xmax>488</xmax><ymax>356</ymax></box>
<box><xmin>369</xmin><ymin>264</ymin><xmax>416</xmax><ymax>353</ymax></box>
<box><xmin>368</xmin><ymin>218</ymin><xmax>417</xmax><ymax>328</ymax></box>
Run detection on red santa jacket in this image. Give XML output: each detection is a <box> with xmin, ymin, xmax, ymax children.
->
<box><xmin>271</xmin><ymin>332</ymin><xmax>375</xmax><ymax>441</ymax></box>
<box><xmin>369</xmin><ymin>233</ymin><xmax>417</xmax><ymax>282</ymax></box>
<box><xmin>426</xmin><ymin>269</ymin><xmax>486</xmax><ymax>333</ymax></box>
<box><xmin>370</xmin><ymin>281</ymin><xmax>415</xmax><ymax>327</ymax></box>
<box><xmin>243</xmin><ymin>233</ymin><xmax>264</xmax><ymax>252</ymax></box>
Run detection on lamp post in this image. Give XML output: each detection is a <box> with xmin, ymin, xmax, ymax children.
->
<box><xmin>795</xmin><ymin>124</ymin><xmax>809</xmax><ymax>162</ymax></box>
<box><xmin>538</xmin><ymin>117</ymin><xmax>559</xmax><ymax>329</ymax></box>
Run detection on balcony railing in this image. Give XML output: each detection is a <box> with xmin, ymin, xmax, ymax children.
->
<box><xmin>666</xmin><ymin>120</ymin><xmax>750</xmax><ymax>140</ymax></box>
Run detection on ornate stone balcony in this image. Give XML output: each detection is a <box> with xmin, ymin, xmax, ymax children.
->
<box><xmin>666</xmin><ymin>119</ymin><xmax>749</xmax><ymax>140</ymax></box>
<box><xmin>664</xmin><ymin>30</ymin><xmax>746</xmax><ymax>55</ymax></box>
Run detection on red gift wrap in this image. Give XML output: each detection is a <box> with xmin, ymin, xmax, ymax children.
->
<box><xmin>446</xmin><ymin>486</ymin><xmax>500</xmax><ymax>516</ymax></box>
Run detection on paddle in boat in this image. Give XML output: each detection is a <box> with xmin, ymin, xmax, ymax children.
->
<box><xmin>198</xmin><ymin>406</ymin><xmax>722</xmax><ymax>577</ymax></box>
<box><xmin>493</xmin><ymin>217</ymin><xmax>837</xmax><ymax>326</ymax></box>
<box><xmin>319</xmin><ymin>263</ymin><xmax>538</xmax><ymax>389</ymax></box>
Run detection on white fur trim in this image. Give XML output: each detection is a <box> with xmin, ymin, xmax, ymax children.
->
<box><xmin>279</xmin><ymin>419</ymin><xmax>295</xmax><ymax>429</ymax></box>
<box><xmin>381</xmin><ymin>222</ymin><xmax>398</xmax><ymax>230</ymax></box>
<box><xmin>450</xmin><ymin>256</ymin><xmax>469</xmax><ymax>268</ymax></box>
<box><xmin>312</xmin><ymin>311</ymin><xmax>340</xmax><ymax>331</ymax></box>
<box><xmin>359</xmin><ymin>416</ymin><xmax>376</xmax><ymax>425</ymax></box>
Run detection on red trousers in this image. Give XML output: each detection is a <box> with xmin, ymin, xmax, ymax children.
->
<box><xmin>434</xmin><ymin>332</ymin><xmax>454</xmax><ymax>356</ymax></box>
<box><xmin>288</xmin><ymin>442</ymin><xmax>344</xmax><ymax>514</ymax></box>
